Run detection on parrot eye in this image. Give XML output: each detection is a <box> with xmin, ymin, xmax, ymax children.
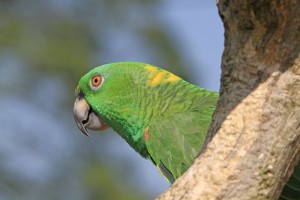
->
<box><xmin>90</xmin><ymin>75</ymin><xmax>103</xmax><ymax>91</ymax></box>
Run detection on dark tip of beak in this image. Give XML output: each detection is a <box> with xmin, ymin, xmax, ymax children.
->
<box><xmin>80</xmin><ymin>123</ymin><xmax>90</xmax><ymax>137</ymax></box>
<box><xmin>75</xmin><ymin>117</ymin><xmax>90</xmax><ymax>137</ymax></box>
<box><xmin>81</xmin><ymin>108</ymin><xmax>93</xmax><ymax>137</ymax></box>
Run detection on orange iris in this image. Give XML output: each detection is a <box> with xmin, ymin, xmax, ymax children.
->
<box><xmin>91</xmin><ymin>75</ymin><xmax>102</xmax><ymax>87</ymax></box>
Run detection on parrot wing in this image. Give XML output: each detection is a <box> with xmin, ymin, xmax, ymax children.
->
<box><xmin>145</xmin><ymin>108</ymin><xmax>214</xmax><ymax>183</ymax></box>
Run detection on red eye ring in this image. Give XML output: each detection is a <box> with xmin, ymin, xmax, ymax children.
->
<box><xmin>90</xmin><ymin>75</ymin><xmax>102</xmax><ymax>90</ymax></box>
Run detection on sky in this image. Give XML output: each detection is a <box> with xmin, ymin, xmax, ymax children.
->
<box><xmin>161</xmin><ymin>0</ymin><xmax>223</xmax><ymax>91</ymax></box>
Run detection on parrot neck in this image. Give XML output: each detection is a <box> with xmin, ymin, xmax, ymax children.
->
<box><xmin>113</xmin><ymin>123</ymin><xmax>149</xmax><ymax>158</ymax></box>
<box><xmin>102</xmin><ymin>110</ymin><xmax>150</xmax><ymax>158</ymax></box>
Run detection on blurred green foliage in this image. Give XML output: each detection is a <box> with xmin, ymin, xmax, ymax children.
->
<box><xmin>0</xmin><ymin>0</ymin><xmax>196</xmax><ymax>199</ymax></box>
<box><xmin>83</xmin><ymin>162</ymin><xmax>145</xmax><ymax>200</ymax></box>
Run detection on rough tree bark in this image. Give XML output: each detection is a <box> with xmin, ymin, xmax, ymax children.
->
<box><xmin>157</xmin><ymin>1</ymin><xmax>300</xmax><ymax>200</ymax></box>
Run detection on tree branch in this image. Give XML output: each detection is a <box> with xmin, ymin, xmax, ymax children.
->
<box><xmin>157</xmin><ymin>0</ymin><xmax>300</xmax><ymax>199</ymax></box>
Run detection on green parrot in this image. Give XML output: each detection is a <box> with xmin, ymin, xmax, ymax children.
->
<box><xmin>73</xmin><ymin>62</ymin><xmax>299</xmax><ymax>199</ymax></box>
<box><xmin>73</xmin><ymin>62</ymin><xmax>218</xmax><ymax>183</ymax></box>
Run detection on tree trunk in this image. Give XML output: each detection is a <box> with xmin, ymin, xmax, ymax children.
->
<box><xmin>157</xmin><ymin>0</ymin><xmax>300</xmax><ymax>199</ymax></box>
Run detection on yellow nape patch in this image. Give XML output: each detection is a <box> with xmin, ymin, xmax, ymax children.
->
<box><xmin>165</xmin><ymin>73</ymin><xmax>180</xmax><ymax>82</ymax></box>
<box><xmin>145</xmin><ymin>65</ymin><xmax>158</xmax><ymax>73</ymax></box>
<box><xmin>145</xmin><ymin>65</ymin><xmax>181</xmax><ymax>86</ymax></box>
<box><xmin>150</xmin><ymin>71</ymin><xmax>165</xmax><ymax>86</ymax></box>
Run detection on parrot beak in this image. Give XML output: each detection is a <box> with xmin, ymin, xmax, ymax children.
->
<box><xmin>73</xmin><ymin>97</ymin><xmax>109</xmax><ymax>137</ymax></box>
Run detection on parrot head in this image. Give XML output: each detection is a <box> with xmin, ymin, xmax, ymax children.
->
<box><xmin>73</xmin><ymin>62</ymin><xmax>163</xmax><ymax>137</ymax></box>
<box><xmin>74</xmin><ymin>62</ymin><xmax>127</xmax><ymax>136</ymax></box>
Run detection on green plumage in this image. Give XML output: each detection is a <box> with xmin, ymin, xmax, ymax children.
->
<box><xmin>76</xmin><ymin>62</ymin><xmax>299</xmax><ymax>199</ymax></box>
<box><xmin>77</xmin><ymin>62</ymin><xmax>218</xmax><ymax>183</ymax></box>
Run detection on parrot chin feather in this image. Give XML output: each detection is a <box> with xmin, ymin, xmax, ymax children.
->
<box><xmin>73</xmin><ymin>97</ymin><xmax>109</xmax><ymax>136</ymax></box>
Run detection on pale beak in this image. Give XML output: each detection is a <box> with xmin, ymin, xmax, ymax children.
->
<box><xmin>73</xmin><ymin>97</ymin><xmax>109</xmax><ymax>136</ymax></box>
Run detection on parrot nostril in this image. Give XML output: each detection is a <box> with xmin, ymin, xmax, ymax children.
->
<box><xmin>75</xmin><ymin>89</ymin><xmax>85</xmax><ymax>99</ymax></box>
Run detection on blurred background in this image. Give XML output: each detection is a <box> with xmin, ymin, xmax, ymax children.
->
<box><xmin>0</xmin><ymin>0</ymin><xmax>223</xmax><ymax>199</ymax></box>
